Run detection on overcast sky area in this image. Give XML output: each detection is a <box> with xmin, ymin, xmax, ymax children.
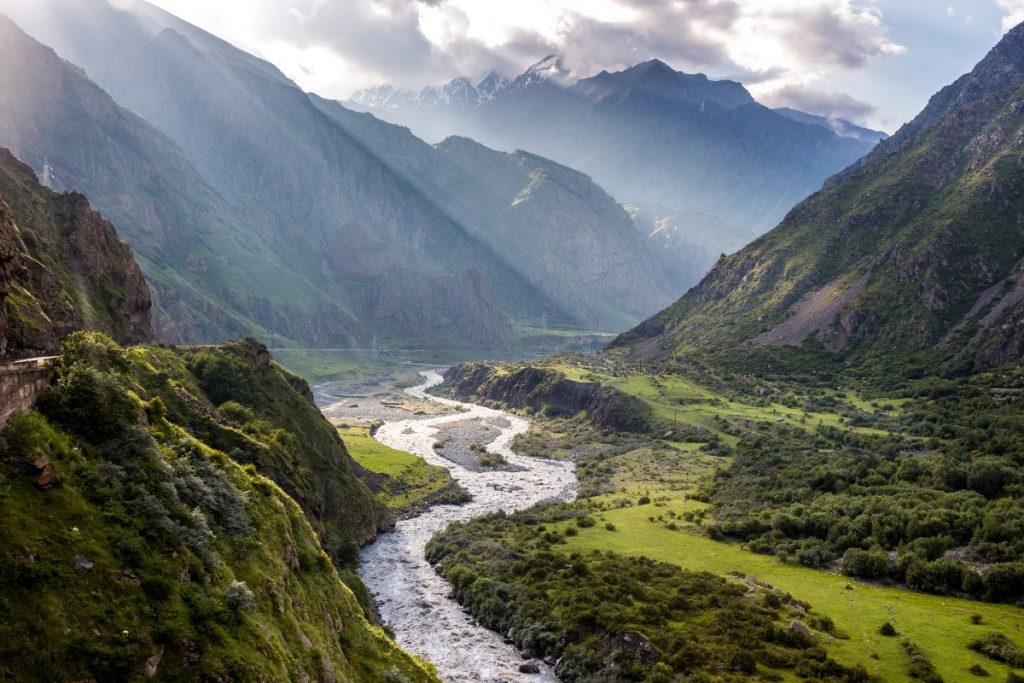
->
<box><xmin>144</xmin><ymin>0</ymin><xmax>1024</xmax><ymax>132</ymax></box>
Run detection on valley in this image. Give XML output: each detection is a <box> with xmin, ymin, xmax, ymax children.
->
<box><xmin>316</xmin><ymin>370</ymin><xmax>576</xmax><ymax>681</ymax></box>
<box><xmin>2</xmin><ymin>2</ymin><xmax>1024</xmax><ymax>682</ymax></box>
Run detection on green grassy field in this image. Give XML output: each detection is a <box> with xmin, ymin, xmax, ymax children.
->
<box><xmin>340</xmin><ymin>426</ymin><xmax>469</xmax><ymax>515</ymax></box>
<box><xmin>488</xmin><ymin>361</ymin><xmax>1024</xmax><ymax>681</ymax></box>
<box><xmin>555</xmin><ymin>501</ymin><xmax>1024</xmax><ymax>681</ymax></box>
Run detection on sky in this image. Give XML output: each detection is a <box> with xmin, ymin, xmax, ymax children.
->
<box><xmin>143</xmin><ymin>0</ymin><xmax>1024</xmax><ymax>132</ymax></box>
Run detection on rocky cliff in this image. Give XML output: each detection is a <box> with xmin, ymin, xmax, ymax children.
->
<box><xmin>0</xmin><ymin>148</ymin><xmax>152</xmax><ymax>360</ymax></box>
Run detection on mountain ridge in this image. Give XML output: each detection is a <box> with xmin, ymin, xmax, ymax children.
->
<box><xmin>611</xmin><ymin>21</ymin><xmax>1024</xmax><ymax>373</ymax></box>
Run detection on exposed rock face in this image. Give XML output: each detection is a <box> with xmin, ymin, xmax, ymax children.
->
<box><xmin>442</xmin><ymin>362</ymin><xmax>650</xmax><ymax>432</ymax></box>
<box><xmin>0</xmin><ymin>148</ymin><xmax>153</xmax><ymax>360</ymax></box>
<box><xmin>613</xmin><ymin>22</ymin><xmax>1024</xmax><ymax>372</ymax></box>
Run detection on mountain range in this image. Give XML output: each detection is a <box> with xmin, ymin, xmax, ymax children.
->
<box><xmin>351</xmin><ymin>57</ymin><xmax>886</xmax><ymax>235</ymax></box>
<box><xmin>0</xmin><ymin>0</ymin><xmax>706</xmax><ymax>348</ymax></box>
<box><xmin>612</xmin><ymin>21</ymin><xmax>1024</xmax><ymax>373</ymax></box>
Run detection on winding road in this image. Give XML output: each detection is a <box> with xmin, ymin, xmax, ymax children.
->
<box><xmin>347</xmin><ymin>370</ymin><xmax>577</xmax><ymax>682</ymax></box>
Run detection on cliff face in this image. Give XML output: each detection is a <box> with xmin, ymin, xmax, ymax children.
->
<box><xmin>613</xmin><ymin>22</ymin><xmax>1024</xmax><ymax>373</ymax></box>
<box><xmin>442</xmin><ymin>362</ymin><xmax>651</xmax><ymax>432</ymax></box>
<box><xmin>0</xmin><ymin>148</ymin><xmax>152</xmax><ymax>360</ymax></box>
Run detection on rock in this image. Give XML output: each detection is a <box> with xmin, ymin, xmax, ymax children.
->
<box><xmin>788</xmin><ymin>620</ymin><xmax>813</xmax><ymax>638</ymax></box>
<box><xmin>519</xmin><ymin>661</ymin><xmax>540</xmax><ymax>674</ymax></box>
<box><xmin>30</xmin><ymin>453</ymin><xmax>49</xmax><ymax>470</ymax></box>
<box><xmin>297</xmin><ymin>628</ymin><xmax>313</xmax><ymax>650</ymax></box>
<box><xmin>35</xmin><ymin>464</ymin><xmax>59</xmax><ymax>489</ymax></box>
<box><xmin>73</xmin><ymin>554</ymin><xmax>93</xmax><ymax>572</ymax></box>
<box><xmin>543</xmin><ymin>656</ymin><xmax>556</xmax><ymax>666</ymax></box>
<box><xmin>520</xmin><ymin>650</ymin><xmax>532</xmax><ymax>660</ymax></box>
<box><xmin>142</xmin><ymin>646</ymin><xmax>164</xmax><ymax>678</ymax></box>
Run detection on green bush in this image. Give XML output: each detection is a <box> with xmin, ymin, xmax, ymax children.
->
<box><xmin>0</xmin><ymin>411</ymin><xmax>70</xmax><ymax>461</ymax></box>
<box><xmin>880</xmin><ymin>622</ymin><xmax>897</xmax><ymax>636</ymax></box>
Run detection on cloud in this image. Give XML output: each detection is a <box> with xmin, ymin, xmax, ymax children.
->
<box><xmin>996</xmin><ymin>0</ymin><xmax>1024</xmax><ymax>32</ymax></box>
<box><xmin>147</xmin><ymin>0</ymin><xmax>903</xmax><ymax>105</ymax></box>
<box><xmin>761</xmin><ymin>84</ymin><xmax>877</xmax><ymax>122</ymax></box>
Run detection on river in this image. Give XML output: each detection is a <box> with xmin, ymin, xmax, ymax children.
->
<box><xmin>330</xmin><ymin>370</ymin><xmax>577</xmax><ymax>682</ymax></box>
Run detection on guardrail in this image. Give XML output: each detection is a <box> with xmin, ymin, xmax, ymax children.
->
<box><xmin>0</xmin><ymin>356</ymin><xmax>58</xmax><ymax>426</ymax></box>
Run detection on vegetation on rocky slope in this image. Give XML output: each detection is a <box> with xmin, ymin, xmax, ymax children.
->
<box><xmin>0</xmin><ymin>332</ymin><xmax>438</xmax><ymax>682</ymax></box>
<box><xmin>0</xmin><ymin>148</ymin><xmax>152</xmax><ymax>360</ymax></box>
<box><xmin>613</xmin><ymin>22</ymin><xmax>1024</xmax><ymax>374</ymax></box>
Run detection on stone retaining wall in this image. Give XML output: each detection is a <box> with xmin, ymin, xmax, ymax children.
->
<box><xmin>0</xmin><ymin>357</ymin><xmax>57</xmax><ymax>426</ymax></box>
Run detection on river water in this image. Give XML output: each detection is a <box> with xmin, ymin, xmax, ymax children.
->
<box><xmin>333</xmin><ymin>370</ymin><xmax>577</xmax><ymax>682</ymax></box>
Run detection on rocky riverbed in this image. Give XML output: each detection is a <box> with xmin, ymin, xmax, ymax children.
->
<box><xmin>318</xmin><ymin>370</ymin><xmax>577</xmax><ymax>682</ymax></box>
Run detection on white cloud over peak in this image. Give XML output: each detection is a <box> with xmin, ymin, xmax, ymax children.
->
<box><xmin>996</xmin><ymin>0</ymin><xmax>1024</xmax><ymax>32</ymax></box>
<box><xmin>147</xmin><ymin>0</ymin><xmax>904</xmax><ymax>123</ymax></box>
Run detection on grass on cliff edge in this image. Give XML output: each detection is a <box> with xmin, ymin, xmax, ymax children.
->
<box><xmin>339</xmin><ymin>426</ymin><xmax>470</xmax><ymax>516</ymax></box>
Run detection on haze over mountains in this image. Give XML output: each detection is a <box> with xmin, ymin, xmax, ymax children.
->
<box><xmin>351</xmin><ymin>56</ymin><xmax>886</xmax><ymax>234</ymax></box>
<box><xmin>613</xmin><ymin>21</ymin><xmax>1024</xmax><ymax>373</ymax></box>
<box><xmin>0</xmin><ymin>0</ymin><xmax>886</xmax><ymax>353</ymax></box>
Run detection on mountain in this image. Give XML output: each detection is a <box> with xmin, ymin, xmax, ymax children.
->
<box><xmin>0</xmin><ymin>147</ymin><xmax>152</xmax><ymax>359</ymax></box>
<box><xmin>773</xmin><ymin>107</ymin><xmax>888</xmax><ymax>145</ymax></box>
<box><xmin>310</xmin><ymin>93</ymin><xmax>679</xmax><ymax>328</ymax></box>
<box><xmin>0</xmin><ymin>14</ymin><xmax>363</xmax><ymax>346</ymax></box>
<box><xmin>612</xmin><ymin>23</ymin><xmax>1024</xmax><ymax>373</ymax></box>
<box><xmin>2</xmin><ymin>1</ymin><xmax>694</xmax><ymax>343</ymax></box>
<box><xmin>351</xmin><ymin>57</ymin><xmax>884</xmax><ymax>234</ymax></box>
<box><xmin>623</xmin><ymin>204</ymin><xmax>756</xmax><ymax>296</ymax></box>
<box><xmin>0</xmin><ymin>332</ymin><xmax>438</xmax><ymax>682</ymax></box>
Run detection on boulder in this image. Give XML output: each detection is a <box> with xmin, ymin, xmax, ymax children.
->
<box><xmin>519</xmin><ymin>661</ymin><xmax>540</xmax><ymax>674</ymax></box>
<box><xmin>73</xmin><ymin>554</ymin><xmax>93</xmax><ymax>572</ymax></box>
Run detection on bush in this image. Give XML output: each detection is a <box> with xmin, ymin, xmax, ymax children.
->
<box><xmin>968</xmin><ymin>663</ymin><xmax>989</xmax><ymax>676</ymax></box>
<box><xmin>604</xmin><ymin>522</ymin><xmax>616</xmax><ymax>532</ymax></box>
<box><xmin>576</xmin><ymin>516</ymin><xmax>596</xmax><ymax>528</ymax></box>
<box><xmin>969</xmin><ymin>632</ymin><xmax>1024</xmax><ymax>668</ymax></box>
<box><xmin>842</xmin><ymin>548</ymin><xmax>888</xmax><ymax>579</ymax></box>
<box><xmin>218</xmin><ymin>401</ymin><xmax>255</xmax><ymax>425</ymax></box>
<box><xmin>880</xmin><ymin>622</ymin><xmax>897</xmax><ymax>637</ymax></box>
<box><xmin>224</xmin><ymin>580</ymin><xmax>256</xmax><ymax>613</ymax></box>
<box><xmin>0</xmin><ymin>411</ymin><xmax>70</xmax><ymax>461</ymax></box>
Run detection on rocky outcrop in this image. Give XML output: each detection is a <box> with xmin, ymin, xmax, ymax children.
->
<box><xmin>0</xmin><ymin>148</ymin><xmax>153</xmax><ymax>360</ymax></box>
<box><xmin>442</xmin><ymin>362</ymin><xmax>650</xmax><ymax>432</ymax></box>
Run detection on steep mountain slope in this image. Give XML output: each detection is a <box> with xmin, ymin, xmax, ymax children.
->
<box><xmin>311</xmin><ymin>94</ymin><xmax>679</xmax><ymax>328</ymax></box>
<box><xmin>0</xmin><ymin>332</ymin><xmax>437</xmax><ymax>682</ymax></box>
<box><xmin>0</xmin><ymin>15</ymin><xmax>360</xmax><ymax>346</ymax></box>
<box><xmin>0</xmin><ymin>148</ymin><xmax>152</xmax><ymax>359</ymax></box>
<box><xmin>612</xmin><ymin>23</ymin><xmax>1024</xmax><ymax>372</ymax></box>
<box><xmin>623</xmin><ymin>203</ymin><xmax>756</xmax><ymax>296</ymax></box>
<box><xmin>4</xmin><ymin>0</ymin><xmax>565</xmax><ymax>345</ymax></box>
<box><xmin>352</xmin><ymin>58</ymin><xmax>882</xmax><ymax>234</ymax></box>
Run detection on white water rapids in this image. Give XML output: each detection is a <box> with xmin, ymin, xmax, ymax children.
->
<box><xmin>344</xmin><ymin>370</ymin><xmax>577</xmax><ymax>682</ymax></box>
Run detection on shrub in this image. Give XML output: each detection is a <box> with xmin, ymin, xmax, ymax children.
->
<box><xmin>604</xmin><ymin>522</ymin><xmax>616</xmax><ymax>532</ymax></box>
<box><xmin>842</xmin><ymin>548</ymin><xmax>888</xmax><ymax>579</ymax></box>
<box><xmin>880</xmin><ymin>622</ymin><xmax>897</xmax><ymax>636</ymax></box>
<box><xmin>968</xmin><ymin>664</ymin><xmax>989</xmax><ymax>676</ymax></box>
<box><xmin>0</xmin><ymin>411</ymin><xmax>70</xmax><ymax>461</ymax></box>
<box><xmin>224</xmin><ymin>580</ymin><xmax>256</xmax><ymax>613</ymax></box>
<box><xmin>969</xmin><ymin>632</ymin><xmax>1024</xmax><ymax>668</ymax></box>
<box><xmin>576</xmin><ymin>516</ymin><xmax>596</xmax><ymax>528</ymax></box>
<box><xmin>218</xmin><ymin>401</ymin><xmax>255</xmax><ymax>425</ymax></box>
